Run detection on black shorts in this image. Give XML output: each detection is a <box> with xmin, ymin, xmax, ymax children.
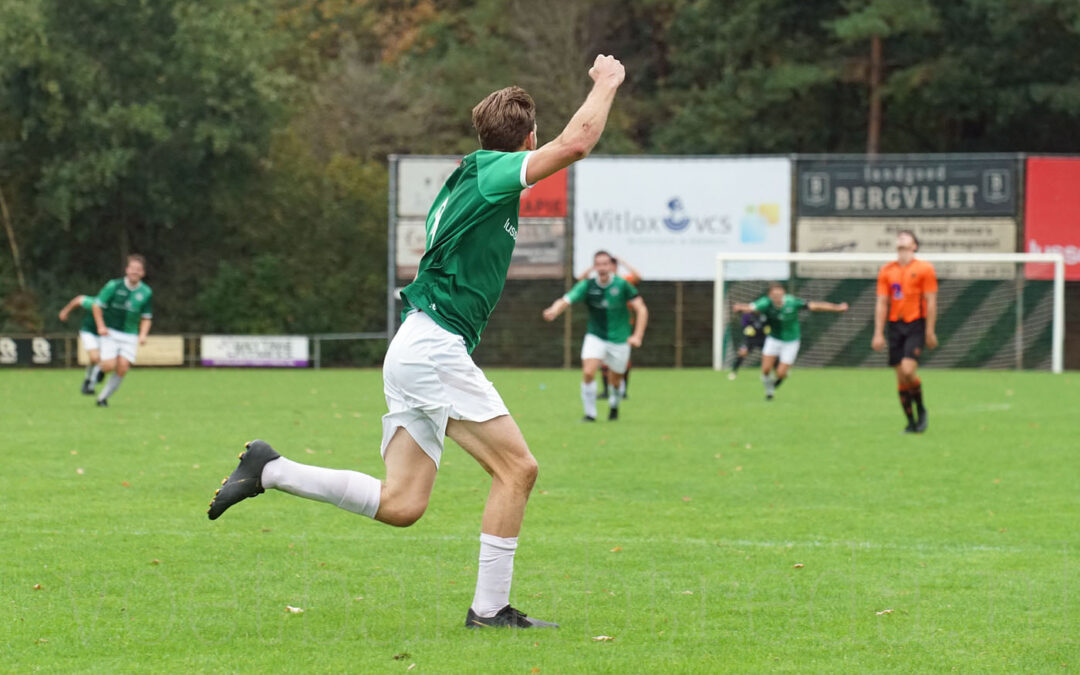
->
<box><xmin>888</xmin><ymin>319</ymin><xmax>925</xmax><ymax>366</ymax></box>
<box><xmin>740</xmin><ymin>330</ymin><xmax>766</xmax><ymax>352</ymax></box>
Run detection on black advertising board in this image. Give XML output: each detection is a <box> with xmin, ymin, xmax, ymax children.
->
<box><xmin>797</xmin><ymin>157</ymin><xmax>1018</xmax><ymax>218</ymax></box>
<box><xmin>0</xmin><ymin>337</ymin><xmax>61</xmax><ymax>366</ymax></box>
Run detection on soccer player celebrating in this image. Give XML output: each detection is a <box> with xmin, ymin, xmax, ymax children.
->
<box><xmin>733</xmin><ymin>282</ymin><xmax>848</xmax><ymax>400</ymax></box>
<box><xmin>728</xmin><ymin>311</ymin><xmax>769</xmax><ymax>381</ymax></box>
<box><xmin>208</xmin><ymin>55</ymin><xmax>627</xmax><ymax>629</ymax></box>
<box><xmin>575</xmin><ymin>257</ymin><xmax>642</xmax><ymax>399</ymax></box>
<box><xmin>872</xmin><ymin>230</ymin><xmax>938</xmax><ymax>433</ymax></box>
<box><xmin>58</xmin><ymin>293</ymin><xmax>105</xmax><ymax>394</ymax></box>
<box><xmin>542</xmin><ymin>250</ymin><xmax>648</xmax><ymax>421</ymax></box>
<box><xmin>91</xmin><ymin>254</ymin><xmax>153</xmax><ymax>407</ymax></box>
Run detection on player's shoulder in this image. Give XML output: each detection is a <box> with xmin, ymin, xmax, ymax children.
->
<box><xmin>913</xmin><ymin>257</ymin><xmax>937</xmax><ymax>273</ymax></box>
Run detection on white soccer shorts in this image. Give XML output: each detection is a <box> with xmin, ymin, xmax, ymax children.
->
<box><xmin>381</xmin><ymin>310</ymin><xmax>509</xmax><ymax>469</ymax></box>
<box><xmin>580</xmin><ymin>333</ymin><xmax>631</xmax><ymax>374</ymax></box>
<box><xmin>79</xmin><ymin>330</ymin><xmax>101</xmax><ymax>353</ymax></box>
<box><xmin>762</xmin><ymin>336</ymin><xmax>800</xmax><ymax>365</ymax></box>
<box><xmin>100</xmin><ymin>331</ymin><xmax>139</xmax><ymax>363</ymax></box>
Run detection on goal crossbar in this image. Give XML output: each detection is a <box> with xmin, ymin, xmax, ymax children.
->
<box><xmin>713</xmin><ymin>252</ymin><xmax>1067</xmax><ymax>373</ymax></box>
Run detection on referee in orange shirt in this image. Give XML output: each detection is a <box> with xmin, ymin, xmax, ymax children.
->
<box><xmin>872</xmin><ymin>230</ymin><xmax>939</xmax><ymax>433</ymax></box>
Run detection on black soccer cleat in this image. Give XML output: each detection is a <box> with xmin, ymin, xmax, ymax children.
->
<box><xmin>581</xmin><ymin>415</ymin><xmax>596</xmax><ymax>423</ymax></box>
<box><xmin>902</xmin><ymin>422</ymin><xmax>918</xmax><ymax>434</ymax></box>
<box><xmin>914</xmin><ymin>409</ymin><xmax>928</xmax><ymax>433</ymax></box>
<box><xmin>608</xmin><ymin>407</ymin><xmax>619</xmax><ymax>421</ymax></box>
<box><xmin>765</xmin><ymin>393</ymin><xmax>774</xmax><ymax>401</ymax></box>
<box><xmin>465</xmin><ymin>605</ymin><xmax>558</xmax><ymax>629</ymax></box>
<box><xmin>96</xmin><ymin>398</ymin><xmax>108</xmax><ymax>407</ymax></box>
<box><xmin>81</xmin><ymin>380</ymin><xmax>95</xmax><ymax>395</ymax></box>
<box><xmin>207</xmin><ymin>440</ymin><xmax>281</xmax><ymax>520</ymax></box>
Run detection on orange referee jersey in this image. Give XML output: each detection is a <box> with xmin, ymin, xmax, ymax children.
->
<box><xmin>877</xmin><ymin>259</ymin><xmax>938</xmax><ymax>322</ymax></box>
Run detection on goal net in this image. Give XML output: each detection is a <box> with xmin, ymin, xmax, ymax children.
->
<box><xmin>713</xmin><ymin>253</ymin><xmax>1066</xmax><ymax>373</ymax></box>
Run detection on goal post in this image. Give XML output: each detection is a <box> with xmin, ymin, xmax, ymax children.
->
<box><xmin>713</xmin><ymin>252</ymin><xmax>1066</xmax><ymax>373</ymax></box>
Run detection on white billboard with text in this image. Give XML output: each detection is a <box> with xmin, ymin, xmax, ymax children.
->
<box><xmin>572</xmin><ymin>157</ymin><xmax>792</xmax><ymax>280</ymax></box>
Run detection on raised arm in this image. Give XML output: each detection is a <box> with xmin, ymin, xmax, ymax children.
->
<box><xmin>618</xmin><ymin>259</ymin><xmax>642</xmax><ymax>283</ymax></box>
<box><xmin>543</xmin><ymin>297</ymin><xmax>570</xmax><ymax>322</ymax></box>
<box><xmin>627</xmin><ymin>297</ymin><xmax>648</xmax><ymax>348</ymax></box>
<box><xmin>808</xmin><ymin>301</ymin><xmax>849</xmax><ymax>313</ymax></box>
<box><xmin>58</xmin><ymin>295</ymin><xmax>85</xmax><ymax>321</ymax></box>
<box><xmin>576</xmin><ymin>264</ymin><xmax>595</xmax><ymax>282</ymax></box>
<box><xmin>525</xmin><ymin>55</ymin><xmax>625</xmax><ymax>185</ymax></box>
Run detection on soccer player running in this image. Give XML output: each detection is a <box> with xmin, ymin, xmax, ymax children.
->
<box><xmin>733</xmin><ymin>282</ymin><xmax>848</xmax><ymax>400</ymax></box>
<box><xmin>207</xmin><ymin>55</ymin><xmax>627</xmax><ymax>629</ymax></box>
<box><xmin>727</xmin><ymin>311</ymin><xmax>769</xmax><ymax>381</ymax></box>
<box><xmin>91</xmin><ymin>254</ymin><xmax>153</xmax><ymax>407</ymax></box>
<box><xmin>872</xmin><ymin>230</ymin><xmax>938</xmax><ymax>433</ymax></box>
<box><xmin>542</xmin><ymin>250</ymin><xmax>648</xmax><ymax>421</ymax></box>
<box><xmin>575</xmin><ymin>257</ymin><xmax>642</xmax><ymax>399</ymax></box>
<box><xmin>58</xmin><ymin>293</ymin><xmax>105</xmax><ymax>394</ymax></box>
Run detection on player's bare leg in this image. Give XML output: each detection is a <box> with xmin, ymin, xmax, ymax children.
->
<box><xmin>772</xmin><ymin>361</ymin><xmax>792</xmax><ymax>395</ymax></box>
<box><xmin>448</xmin><ymin>416</ymin><xmax>555</xmax><ymax>628</ymax></box>
<box><xmin>374</xmin><ymin>429</ymin><xmax>437</xmax><ymax>526</ymax></box>
<box><xmin>580</xmin><ymin>358</ymin><xmax>603</xmax><ymax>421</ymax></box>
<box><xmin>761</xmin><ymin>354</ymin><xmax>778</xmax><ymax>400</ymax></box>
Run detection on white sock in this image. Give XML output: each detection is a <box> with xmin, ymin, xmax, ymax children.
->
<box><xmin>261</xmin><ymin>457</ymin><xmax>381</xmax><ymax>518</ymax></box>
<box><xmin>608</xmin><ymin>389</ymin><xmax>619</xmax><ymax>409</ymax></box>
<box><xmin>581</xmin><ymin>380</ymin><xmax>598</xmax><ymax>418</ymax></box>
<box><xmin>471</xmin><ymin>533</ymin><xmax>518</xmax><ymax>617</ymax></box>
<box><xmin>84</xmin><ymin>364</ymin><xmax>95</xmax><ymax>381</ymax></box>
<box><xmin>89</xmin><ymin>364</ymin><xmax>101</xmax><ymax>383</ymax></box>
<box><xmin>618</xmin><ymin>380</ymin><xmax>626</xmax><ymax>397</ymax></box>
<box><xmin>98</xmin><ymin>374</ymin><xmax>123</xmax><ymax>402</ymax></box>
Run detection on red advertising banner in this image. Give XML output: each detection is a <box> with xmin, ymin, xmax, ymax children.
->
<box><xmin>520</xmin><ymin>168</ymin><xmax>567</xmax><ymax>218</ymax></box>
<box><xmin>1025</xmin><ymin>157</ymin><xmax>1080</xmax><ymax>280</ymax></box>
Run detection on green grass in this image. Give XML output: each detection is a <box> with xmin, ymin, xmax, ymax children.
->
<box><xmin>2</xmin><ymin>367</ymin><xmax>1078</xmax><ymax>673</ymax></box>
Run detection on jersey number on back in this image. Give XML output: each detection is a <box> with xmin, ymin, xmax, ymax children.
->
<box><xmin>428</xmin><ymin>198</ymin><xmax>449</xmax><ymax>250</ymax></box>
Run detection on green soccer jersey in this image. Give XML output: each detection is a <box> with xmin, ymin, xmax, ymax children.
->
<box><xmin>751</xmin><ymin>294</ymin><xmax>807</xmax><ymax>341</ymax></box>
<box><xmin>400</xmin><ymin>150</ymin><xmax>531</xmax><ymax>353</ymax></box>
<box><xmin>95</xmin><ymin>279</ymin><xmax>153</xmax><ymax>334</ymax></box>
<box><xmin>565</xmin><ymin>275</ymin><xmax>640</xmax><ymax>343</ymax></box>
<box><xmin>79</xmin><ymin>295</ymin><xmax>98</xmax><ymax>333</ymax></box>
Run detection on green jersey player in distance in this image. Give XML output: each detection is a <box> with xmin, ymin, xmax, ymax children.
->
<box><xmin>91</xmin><ymin>254</ymin><xmax>153</xmax><ymax>407</ymax></box>
<box><xmin>733</xmin><ymin>281</ymin><xmax>848</xmax><ymax>401</ymax></box>
<box><xmin>58</xmin><ymin>293</ymin><xmax>105</xmax><ymax>395</ymax></box>
<box><xmin>542</xmin><ymin>250</ymin><xmax>648</xmax><ymax>421</ymax></box>
<box><xmin>208</xmin><ymin>54</ymin><xmax>627</xmax><ymax>630</ymax></box>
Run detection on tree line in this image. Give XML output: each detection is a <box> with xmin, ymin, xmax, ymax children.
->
<box><xmin>2</xmin><ymin>0</ymin><xmax>1079</xmax><ymax>335</ymax></box>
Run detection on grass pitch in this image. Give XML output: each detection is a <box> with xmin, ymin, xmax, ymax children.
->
<box><xmin>2</xmin><ymin>367</ymin><xmax>1077</xmax><ymax>673</ymax></box>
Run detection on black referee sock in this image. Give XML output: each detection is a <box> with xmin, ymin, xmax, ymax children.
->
<box><xmin>910</xmin><ymin>380</ymin><xmax>925</xmax><ymax>415</ymax></box>
<box><xmin>774</xmin><ymin>377</ymin><xmax>785</xmax><ymax>390</ymax></box>
<box><xmin>732</xmin><ymin>355</ymin><xmax>745</xmax><ymax>372</ymax></box>
<box><xmin>898</xmin><ymin>389</ymin><xmax>915</xmax><ymax>425</ymax></box>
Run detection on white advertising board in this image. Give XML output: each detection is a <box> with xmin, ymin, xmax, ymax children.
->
<box><xmin>396</xmin><ymin>157</ymin><xmax>460</xmax><ymax>218</ymax></box>
<box><xmin>572</xmin><ymin>157</ymin><xmax>792</xmax><ymax>280</ymax></box>
<box><xmin>201</xmin><ymin>336</ymin><xmax>309</xmax><ymax>367</ymax></box>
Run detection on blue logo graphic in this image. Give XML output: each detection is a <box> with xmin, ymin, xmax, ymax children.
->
<box><xmin>663</xmin><ymin>198</ymin><xmax>691</xmax><ymax>232</ymax></box>
<box><xmin>739</xmin><ymin>206</ymin><xmax>768</xmax><ymax>244</ymax></box>
<box><xmin>891</xmin><ymin>283</ymin><xmax>902</xmax><ymax>300</ymax></box>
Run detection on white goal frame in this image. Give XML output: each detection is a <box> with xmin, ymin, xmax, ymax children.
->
<box><xmin>713</xmin><ymin>252</ymin><xmax>1067</xmax><ymax>373</ymax></box>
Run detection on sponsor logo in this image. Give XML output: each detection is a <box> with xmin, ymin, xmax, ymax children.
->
<box><xmin>1029</xmin><ymin>239</ymin><xmax>1080</xmax><ymax>265</ymax></box>
<box><xmin>581</xmin><ymin>198</ymin><xmax>732</xmax><ymax>236</ymax></box>
<box><xmin>663</xmin><ymin>198</ymin><xmax>690</xmax><ymax>232</ymax></box>
<box><xmin>503</xmin><ymin>218</ymin><xmax>518</xmax><ymax>240</ymax></box>
<box><xmin>891</xmin><ymin>283</ymin><xmax>903</xmax><ymax>300</ymax></box>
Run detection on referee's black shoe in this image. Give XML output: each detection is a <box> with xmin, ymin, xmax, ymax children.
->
<box><xmin>902</xmin><ymin>421</ymin><xmax>918</xmax><ymax>434</ymax></box>
<box><xmin>914</xmin><ymin>409</ymin><xmax>928</xmax><ymax>433</ymax></box>
<box><xmin>465</xmin><ymin>605</ymin><xmax>558</xmax><ymax>629</ymax></box>
<box><xmin>207</xmin><ymin>440</ymin><xmax>281</xmax><ymax>520</ymax></box>
<box><xmin>608</xmin><ymin>407</ymin><xmax>619</xmax><ymax>421</ymax></box>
